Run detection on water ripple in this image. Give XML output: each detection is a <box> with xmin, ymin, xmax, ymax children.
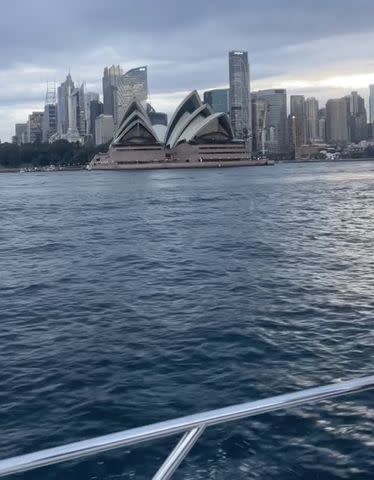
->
<box><xmin>0</xmin><ymin>163</ymin><xmax>374</xmax><ymax>479</ymax></box>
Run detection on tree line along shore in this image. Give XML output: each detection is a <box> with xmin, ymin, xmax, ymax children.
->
<box><xmin>0</xmin><ymin>141</ymin><xmax>109</xmax><ymax>169</ymax></box>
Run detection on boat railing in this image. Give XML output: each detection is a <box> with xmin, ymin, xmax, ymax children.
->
<box><xmin>0</xmin><ymin>375</ymin><xmax>373</xmax><ymax>479</ymax></box>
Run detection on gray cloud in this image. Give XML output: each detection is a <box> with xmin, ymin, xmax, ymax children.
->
<box><xmin>1</xmin><ymin>0</ymin><xmax>374</xmax><ymax>140</ymax></box>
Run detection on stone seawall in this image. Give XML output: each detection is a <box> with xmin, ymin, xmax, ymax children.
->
<box><xmin>90</xmin><ymin>160</ymin><xmax>273</xmax><ymax>171</ymax></box>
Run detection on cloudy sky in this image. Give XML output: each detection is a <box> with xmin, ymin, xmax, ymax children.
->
<box><xmin>1</xmin><ymin>0</ymin><xmax>374</xmax><ymax>141</ymax></box>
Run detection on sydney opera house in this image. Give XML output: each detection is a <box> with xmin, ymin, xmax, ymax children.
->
<box><xmin>90</xmin><ymin>91</ymin><xmax>257</xmax><ymax>170</ymax></box>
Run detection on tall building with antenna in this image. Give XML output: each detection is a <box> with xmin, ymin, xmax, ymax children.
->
<box><xmin>57</xmin><ymin>74</ymin><xmax>75</xmax><ymax>135</ymax></box>
<box><xmin>64</xmin><ymin>84</ymin><xmax>85</xmax><ymax>143</ymax></box>
<box><xmin>42</xmin><ymin>83</ymin><xmax>57</xmax><ymax>142</ymax></box>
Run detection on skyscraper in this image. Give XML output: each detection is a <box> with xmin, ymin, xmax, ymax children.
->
<box><xmin>95</xmin><ymin>114</ymin><xmax>114</xmax><ymax>145</ymax></box>
<box><xmin>57</xmin><ymin>74</ymin><xmax>74</xmax><ymax>135</ymax></box>
<box><xmin>326</xmin><ymin>98</ymin><xmax>350</xmax><ymax>143</ymax></box>
<box><xmin>42</xmin><ymin>84</ymin><xmax>57</xmax><ymax>142</ymax></box>
<box><xmin>305</xmin><ymin>97</ymin><xmax>319</xmax><ymax>142</ymax></box>
<box><xmin>348</xmin><ymin>91</ymin><xmax>367</xmax><ymax>142</ymax></box>
<box><xmin>27</xmin><ymin>112</ymin><xmax>44</xmax><ymax>143</ymax></box>
<box><xmin>290</xmin><ymin>95</ymin><xmax>306</xmax><ymax>148</ymax></box>
<box><xmin>116</xmin><ymin>66</ymin><xmax>148</xmax><ymax>124</ymax></box>
<box><xmin>15</xmin><ymin>123</ymin><xmax>27</xmax><ymax>145</ymax></box>
<box><xmin>229</xmin><ymin>51</ymin><xmax>251</xmax><ymax>149</ymax></box>
<box><xmin>103</xmin><ymin>65</ymin><xmax>123</xmax><ymax>119</ymax></box>
<box><xmin>368</xmin><ymin>123</ymin><xmax>374</xmax><ymax>141</ymax></box>
<box><xmin>318</xmin><ymin>108</ymin><xmax>327</xmax><ymax>142</ymax></box>
<box><xmin>43</xmin><ymin>104</ymin><xmax>57</xmax><ymax>143</ymax></box>
<box><xmin>370</xmin><ymin>85</ymin><xmax>374</xmax><ymax>124</ymax></box>
<box><xmin>251</xmin><ymin>98</ymin><xmax>267</xmax><ymax>154</ymax></box>
<box><xmin>290</xmin><ymin>95</ymin><xmax>306</xmax><ymax>119</ymax></box>
<box><xmin>66</xmin><ymin>86</ymin><xmax>79</xmax><ymax>137</ymax></box>
<box><xmin>203</xmin><ymin>89</ymin><xmax>229</xmax><ymax>114</ymax></box>
<box><xmin>71</xmin><ymin>84</ymin><xmax>86</xmax><ymax>137</ymax></box>
<box><xmin>252</xmin><ymin>89</ymin><xmax>288</xmax><ymax>157</ymax></box>
<box><xmin>85</xmin><ymin>92</ymin><xmax>100</xmax><ymax>135</ymax></box>
<box><xmin>89</xmin><ymin>100</ymin><xmax>104</xmax><ymax>143</ymax></box>
<box><xmin>319</xmin><ymin>118</ymin><xmax>326</xmax><ymax>142</ymax></box>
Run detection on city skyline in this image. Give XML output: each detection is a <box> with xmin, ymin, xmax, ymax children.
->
<box><xmin>1</xmin><ymin>0</ymin><xmax>374</xmax><ymax>141</ymax></box>
<box><xmin>10</xmin><ymin>61</ymin><xmax>374</xmax><ymax>152</ymax></box>
<box><xmin>7</xmin><ymin>61</ymin><xmax>374</xmax><ymax>144</ymax></box>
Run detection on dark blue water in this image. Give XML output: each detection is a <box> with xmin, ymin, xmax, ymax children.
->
<box><xmin>1</xmin><ymin>162</ymin><xmax>374</xmax><ymax>480</ymax></box>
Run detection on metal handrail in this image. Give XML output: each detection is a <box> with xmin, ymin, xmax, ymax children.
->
<box><xmin>0</xmin><ymin>375</ymin><xmax>373</xmax><ymax>479</ymax></box>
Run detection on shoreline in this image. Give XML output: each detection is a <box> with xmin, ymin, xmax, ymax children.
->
<box><xmin>0</xmin><ymin>166</ymin><xmax>85</xmax><ymax>174</ymax></box>
<box><xmin>0</xmin><ymin>168</ymin><xmax>19</xmax><ymax>173</ymax></box>
<box><xmin>1</xmin><ymin>157</ymin><xmax>374</xmax><ymax>174</ymax></box>
<box><xmin>282</xmin><ymin>157</ymin><xmax>374</xmax><ymax>164</ymax></box>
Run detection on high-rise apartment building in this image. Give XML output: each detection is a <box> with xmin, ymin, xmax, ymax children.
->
<box><xmin>116</xmin><ymin>66</ymin><xmax>148</xmax><ymax>125</ymax></box>
<box><xmin>27</xmin><ymin>112</ymin><xmax>44</xmax><ymax>143</ymax></box>
<box><xmin>57</xmin><ymin>74</ymin><xmax>74</xmax><ymax>135</ymax></box>
<box><xmin>229</xmin><ymin>51</ymin><xmax>251</xmax><ymax>148</ymax></box>
<box><xmin>42</xmin><ymin>84</ymin><xmax>57</xmax><ymax>142</ymax></box>
<box><xmin>368</xmin><ymin>123</ymin><xmax>374</xmax><ymax>140</ymax></box>
<box><xmin>42</xmin><ymin>104</ymin><xmax>57</xmax><ymax>142</ymax></box>
<box><xmin>348</xmin><ymin>91</ymin><xmax>367</xmax><ymax>142</ymax></box>
<box><xmin>319</xmin><ymin>118</ymin><xmax>326</xmax><ymax>142</ymax></box>
<box><xmin>15</xmin><ymin>123</ymin><xmax>27</xmax><ymax>145</ymax></box>
<box><xmin>95</xmin><ymin>114</ymin><xmax>114</xmax><ymax>145</ymax></box>
<box><xmin>252</xmin><ymin>89</ymin><xmax>288</xmax><ymax>157</ymax></box>
<box><xmin>305</xmin><ymin>97</ymin><xmax>319</xmax><ymax>142</ymax></box>
<box><xmin>89</xmin><ymin>100</ymin><xmax>104</xmax><ymax>143</ymax></box>
<box><xmin>43</xmin><ymin>83</ymin><xmax>57</xmax><ymax>142</ymax></box>
<box><xmin>203</xmin><ymin>89</ymin><xmax>229</xmax><ymax>114</ymax></box>
<box><xmin>71</xmin><ymin>84</ymin><xmax>86</xmax><ymax>137</ymax></box>
<box><xmin>103</xmin><ymin>65</ymin><xmax>123</xmax><ymax>119</ymax></box>
<box><xmin>85</xmin><ymin>92</ymin><xmax>100</xmax><ymax>135</ymax></box>
<box><xmin>318</xmin><ymin>108</ymin><xmax>327</xmax><ymax>142</ymax></box>
<box><xmin>290</xmin><ymin>96</ymin><xmax>306</xmax><ymax>118</ymax></box>
<box><xmin>290</xmin><ymin>95</ymin><xmax>306</xmax><ymax>149</ymax></box>
<box><xmin>251</xmin><ymin>98</ymin><xmax>267</xmax><ymax>154</ymax></box>
<box><xmin>60</xmin><ymin>84</ymin><xmax>82</xmax><ymax>143</ymax></box>
<box><xmin>350</xmin><ymin>91</ymin><xmax>360</xmax><ymax>115</ymax></box>
<box><xmin>326</xmin><ymin>98</ymin><xmax>350</xmax><ymax>143</ymax></box>
<box><xmin>370</xmin><ymin>85</ymin><xmax>374</xmax><ymax>124</ymax></box>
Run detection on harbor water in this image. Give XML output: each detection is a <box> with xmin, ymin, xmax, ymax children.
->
<box><xmin>1</xmin><ymin>161</ymin><xmax>374</xmax><ymax>479</ymax></box>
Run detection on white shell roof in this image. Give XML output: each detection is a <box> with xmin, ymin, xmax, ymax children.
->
<box><xmin>112</xmin><ymin>100</ymin><xmax>158</xmax><ymax>145</ymax></box>
<box><xmin>175</xmin><ymin>112</ymin><xmax>233</xmax><ymax>145</ymax></box>
<box><xmin>164</xmin><ymin>90</ymin><xmax>202</xmax><ymax>145</ymax></box>
<box><xmin>167</xmin><ymin>104</ymin><xmax>212</xmax><ymax>148</ymax></box>
<box><xmin>164</xmin><ymin>91</ymin><xmax>233</xmax><ymax>147</ymax></box>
